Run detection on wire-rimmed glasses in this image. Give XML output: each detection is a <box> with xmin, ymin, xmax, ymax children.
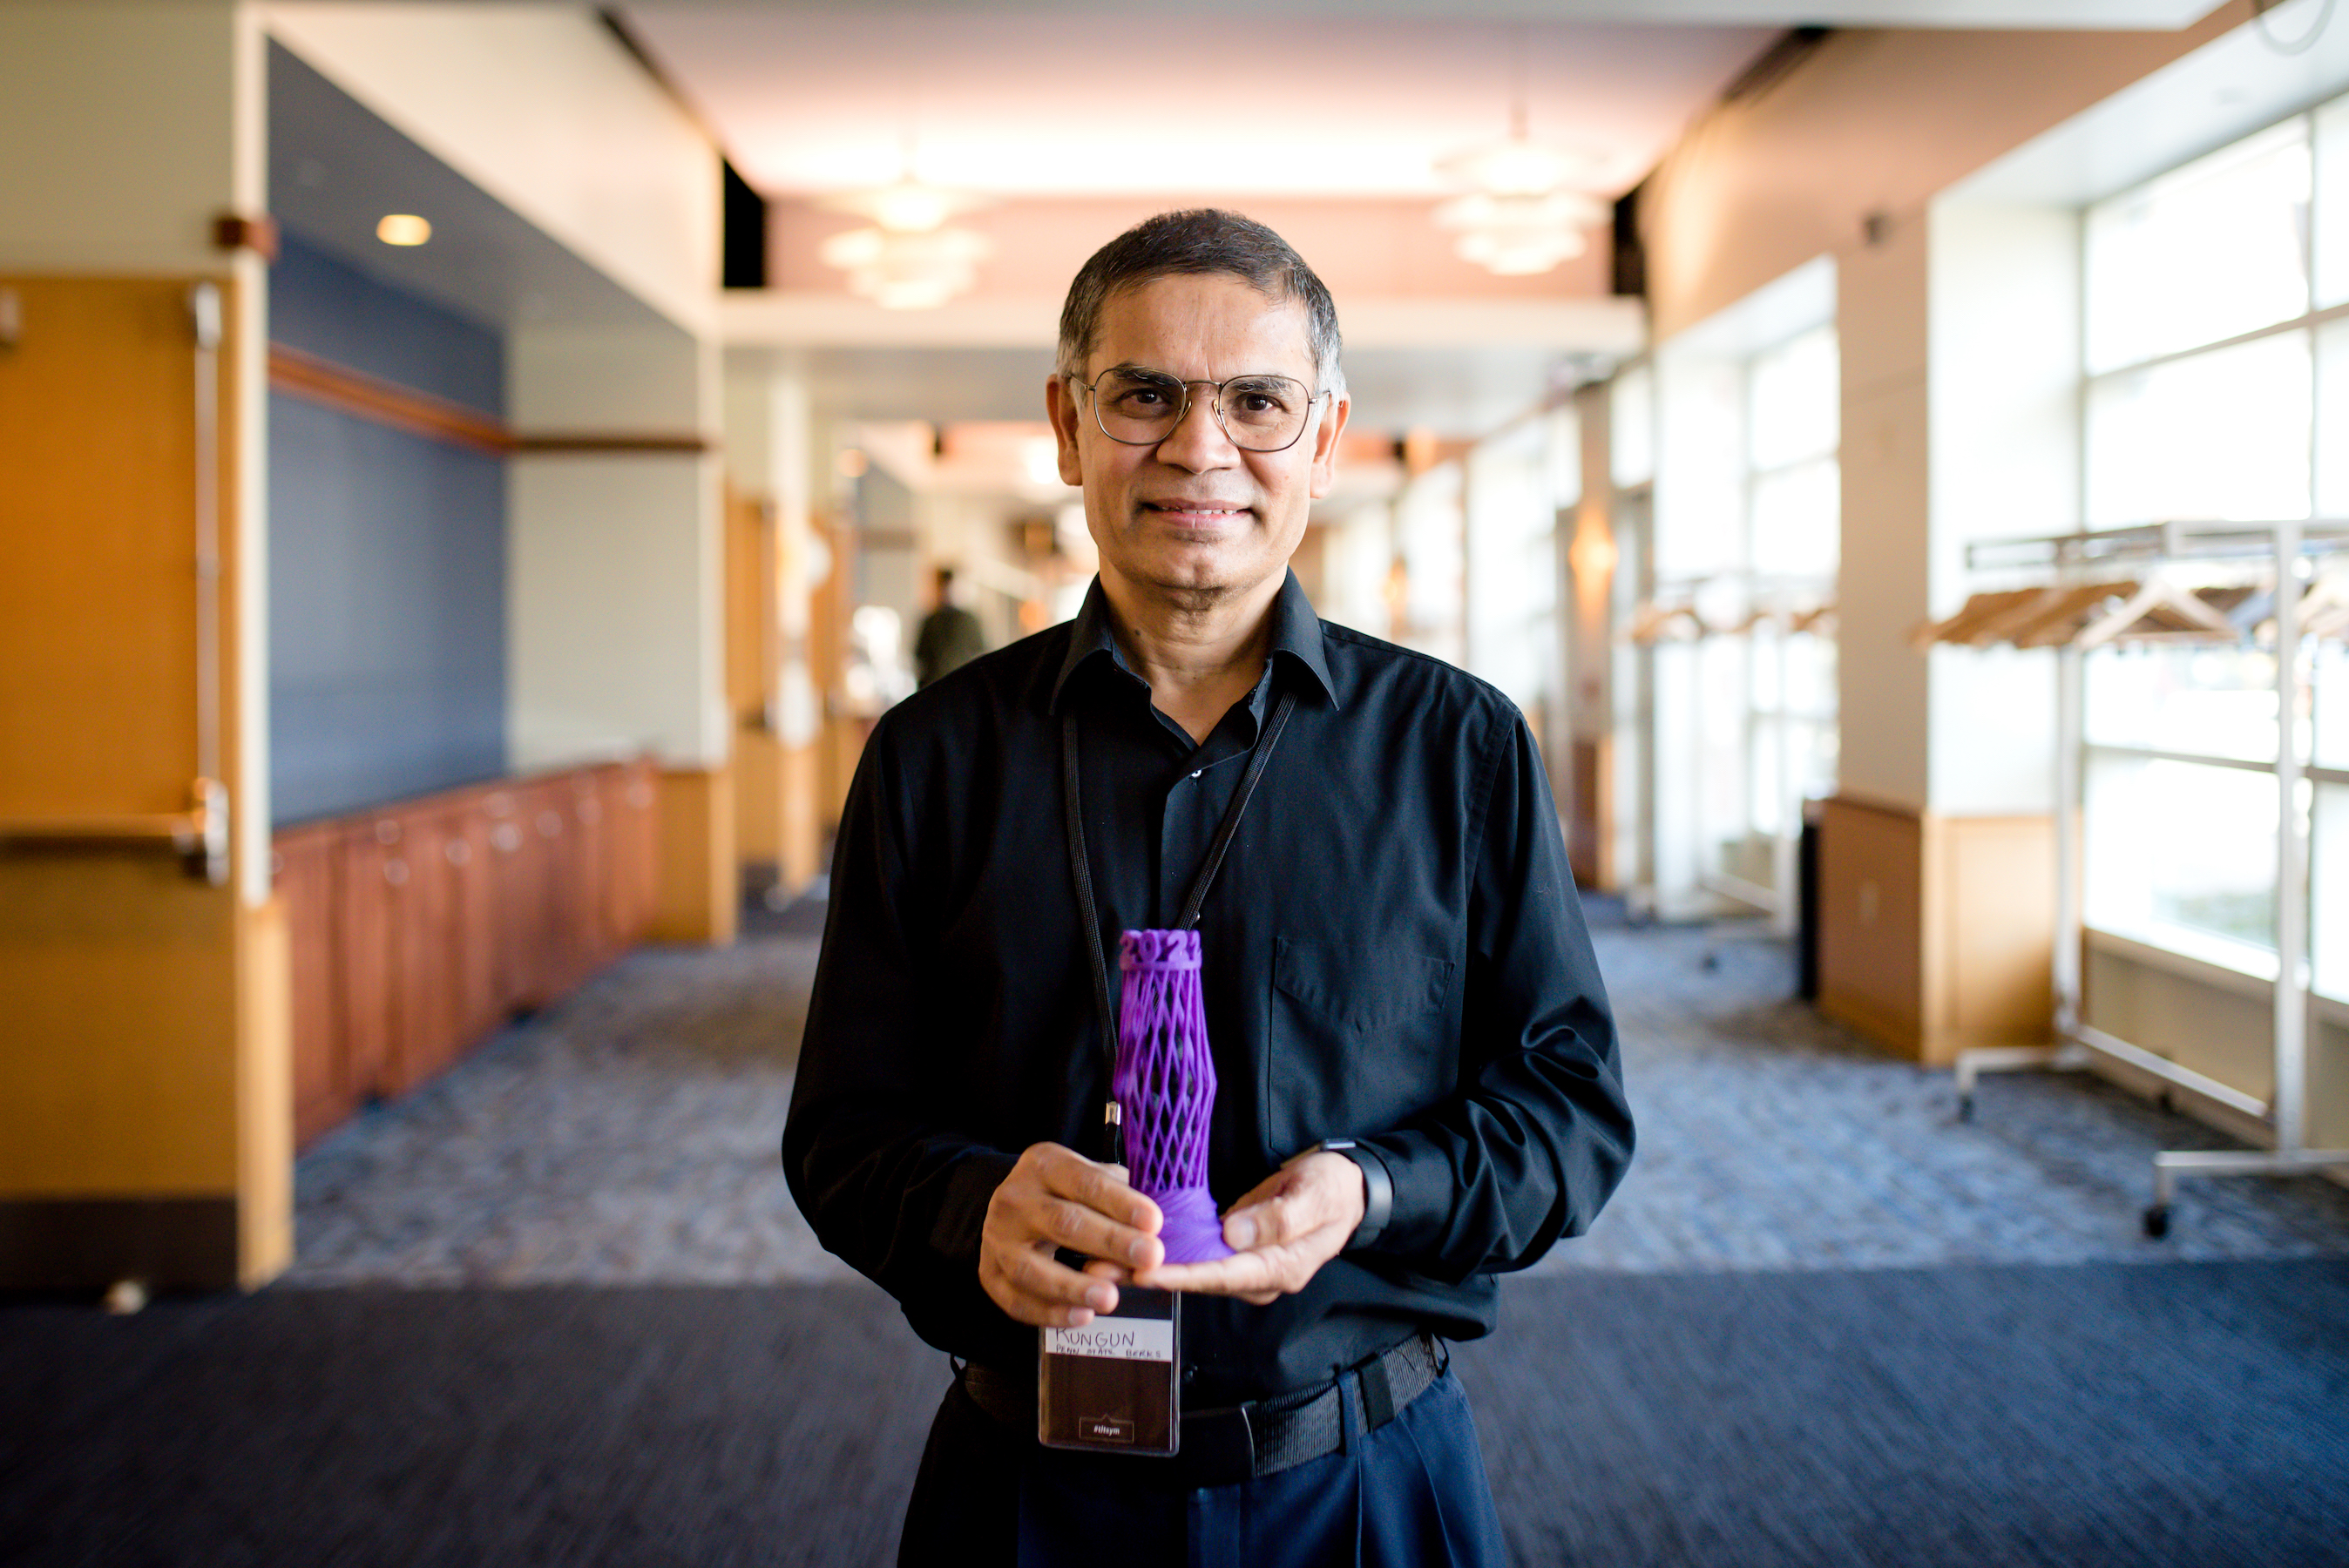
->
<box><xmin>1076</xmin><ymin>367</ymin><xmax>1325</xmax><ymax>454</ymax></box>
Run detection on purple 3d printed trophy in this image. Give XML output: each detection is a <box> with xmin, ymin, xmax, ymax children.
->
<box><xmin>1114</xmin><ymin>927</ymin><xmax>1233</xmax><ymax>1263</ymax></box>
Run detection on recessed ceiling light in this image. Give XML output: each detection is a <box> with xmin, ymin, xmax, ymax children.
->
<box><xmin>376</xmin><ymin>214</ymin><xmax>431</xmax><ymax>247</ymax></box>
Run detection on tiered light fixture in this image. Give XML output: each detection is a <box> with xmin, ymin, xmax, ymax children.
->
<box><xmin>1432</xmin><ymin>80</ymin><xmax>1607</xmax><ymax>276</ymax></box>
<box><xmin>818</xmin><ymin>179</ymin><xmax>992</xmax><ymax>311</ymax></box>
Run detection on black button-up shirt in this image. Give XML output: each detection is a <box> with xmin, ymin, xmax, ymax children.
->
<box><xmin>784</xmin><ymin>572</ymin><xmax>1632</xmax><ymax>1403</ymax></box>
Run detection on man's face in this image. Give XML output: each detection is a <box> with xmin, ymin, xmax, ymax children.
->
<box><xmin>1047</xmin><ymin>272</ymin><xmax>1349</xmax><ymax>605</ymax></box>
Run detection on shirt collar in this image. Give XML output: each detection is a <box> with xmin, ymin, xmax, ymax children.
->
<box><xmin>1048</xmin><ymin>570</ymin><xmax>1339</xmax><ymax>715</ymax></box>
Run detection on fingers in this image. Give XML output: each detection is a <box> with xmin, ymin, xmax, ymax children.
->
<box><xmin>1223</xmin><ymin>1152</ymin><xmax>1364</xmax><ymax>1251</ymax></box>
<box><xmin>1132</xmin><ymin>1152</ymin><xmax>1364</xmax><ymax>1304</ymax></box>
<box><xmin>978</xmin><ymin>1235</ymin><xmax>1117</xmax><ymax>1327</ymax></box>
<box><xmin>1138</xmin><ymin>1252</ymin><xmax>1283</xmax><ymax>1300</ymax></box>
<box><xmin>978</xmin><ymin>1143</ymin><xmax>1168</xmax><ymax>1328</ymax></box>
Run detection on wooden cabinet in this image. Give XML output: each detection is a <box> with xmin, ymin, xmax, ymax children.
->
<box><xmin>611</xmin><ymin>759</ymin><xmax>658</xmax><ymax>950</ymax></box>
<box><xmin>335</xmin><ymin>814</ymin><xmax>399</xmax><ymax>1109</ymax></box>
<box><xmin>276</xmin><ymin>822</ymin><xmax>344</xmax><ymax>1148</ymax></box>
<box><xmin>439</xmin><ymin>801</ymin><xmax>502</xmax><ymax>1049</ymax></box>
<box><xmin>275</xmin><ymin>757</ymin><xmax>660</xmax><ymax>1149</ymax></box>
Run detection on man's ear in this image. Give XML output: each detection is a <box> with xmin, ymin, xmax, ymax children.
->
<box><xmin>1046</xmin><ymin>375</ymin><xmax>1086</xmax><ymax>488</ymax></box>
<box><xmin>1307</xmin><ymin>395</ymin><xmax>1351</xmax><ymax>501</ymax></box>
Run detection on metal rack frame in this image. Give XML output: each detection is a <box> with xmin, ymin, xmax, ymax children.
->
<box><xmin>1951</xmin><ymin>519</ymin><xmax>2349</xmax><ymax>1236</ymax></box>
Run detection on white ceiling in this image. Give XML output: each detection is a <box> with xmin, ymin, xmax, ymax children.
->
<box><xmin>625</xmin><ymin>12</ymin><xmax>1773</xmax><ymax>200</ymax></box>
<box><xmin>625</xmin><ymin>1</ymin><xmax>2224</xmax><ymax>28</ymax></box>
<box><xmin>622</xmin><ymin>2</ymin><xmax>2229</xmax><ymax>202</ymax></box>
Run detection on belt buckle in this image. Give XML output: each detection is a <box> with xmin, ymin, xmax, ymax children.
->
<box><xmin>1177</xmin><ymin>1404</ymin><xmax>1256</xmax><ymax>1487</ymax></box>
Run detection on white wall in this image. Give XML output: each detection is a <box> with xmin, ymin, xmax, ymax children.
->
<box><xmin>509</xmin><ymin>325</ymin><xmax>726</xmax><ymax>769</ymax></box>
<box><xmin>1924</xmin><ymin>199</ymin><xmax>2079</xmax><ymax>816</ymax></box>
<box><xmin>1835</xmin><ymin>217</ymin><xmax>1933</xmax><ymax>814</ymax></box>
<box><xmin>0</xmin><ymin>0</ymin><xmax>257</xmax><ymax>273</ymax></box>
<box><xmin>260</xmin><ymin>1</ymin><xmax>718</xmax><ymax>335</ymax></box>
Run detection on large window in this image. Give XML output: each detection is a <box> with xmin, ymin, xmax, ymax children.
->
<box><xmin>2080</xmin><ymin>98</ymin><xmax>2349</xmax><ymax>985</ymax></box>
<box><xmin>1647</xmin><ymin>312</ymin><xmax>1839</xmax><ymax>919</ymax></box>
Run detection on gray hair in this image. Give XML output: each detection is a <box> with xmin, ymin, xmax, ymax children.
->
<box><xmin>1056</xmin><ymin>209</ymin><xmax>1346</xmax><ymax>401</ymax></box>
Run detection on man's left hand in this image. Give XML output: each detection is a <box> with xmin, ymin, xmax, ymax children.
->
<box><xmin>1123</xmin><ymin>1150</ymin><xmax>1365</xmax><ymax>1305</ymax></box>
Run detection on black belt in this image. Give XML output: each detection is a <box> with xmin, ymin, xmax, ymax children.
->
<box><xmin>958</xmin><ymin>1332</ymin><xmax>1445</xmax><ymax>1489</ymax></box>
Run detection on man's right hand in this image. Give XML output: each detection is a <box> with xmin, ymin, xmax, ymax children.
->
<box><xmin>979</xmin><ymin>1143</ymin><xmax>1165</xmax><ymax>1327</ymax></box>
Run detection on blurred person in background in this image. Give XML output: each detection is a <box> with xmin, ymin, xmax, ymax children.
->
<box><xmin>913</xmin><ymin>565</ymin><xmax>989</xmax><ymax>687</ymax></box>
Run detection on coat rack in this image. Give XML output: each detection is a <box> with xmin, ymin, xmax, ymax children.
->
<box><xmin>1926</xmin><ymin>519</ymin><xmax>2349</xmax><ymax>1236</ymax></box>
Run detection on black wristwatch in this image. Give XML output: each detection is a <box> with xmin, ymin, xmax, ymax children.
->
<box><xmin>1310</xmin><ymin>1138</ymin><xmax>1393</xmax><ymax>1251</ymax></box>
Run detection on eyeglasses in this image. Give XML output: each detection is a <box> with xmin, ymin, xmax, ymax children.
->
<box><xmin>1076</xmin><ymin>368</ymin><xmax>1324</xmax><ymax>454</ymax></box>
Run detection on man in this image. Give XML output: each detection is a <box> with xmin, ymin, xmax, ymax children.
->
<box><xmin>785</xmin><ymin>209</ymin><xmax>1631</xmax><ymax>1565</ymax></box>
<box><xmin>912</xmin><ymin>565</ymin><xmax>988</xmax><ymax>687</ymax></box>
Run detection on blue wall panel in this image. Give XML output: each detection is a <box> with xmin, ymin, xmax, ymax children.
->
<box><xmin>268</xmin><ymin>240</ymin><xmax>508</xmax><ymax>825</ymax></box>
<box><xmin>270</xmin><ymin>235</ymin><xmax>502</xmax><ymax>414</ymax></box>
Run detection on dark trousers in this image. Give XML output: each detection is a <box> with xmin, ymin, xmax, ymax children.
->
<box><xmin>898</xmin><ymin>1365</ymin><xmax>1507</xmax><ymax>1568</ymax></box>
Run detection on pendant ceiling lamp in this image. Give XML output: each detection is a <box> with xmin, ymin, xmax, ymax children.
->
<box><xmin>1433</xmin><ymin>53</ymin><xmax>1607</xmax><ymax>278</ymax></box>
<box><xmin>818</xmin><ymin>173</ymin><xmax>992</xmax><ymax>311</ymax></box>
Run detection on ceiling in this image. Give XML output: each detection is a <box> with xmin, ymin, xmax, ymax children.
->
<box><xmin>267</xmin><ymin>0</ymin><xmax>2240</xmax><ymax>444</ymax></box>
<box><xmin>622</xmin><ymin>2</ymin><xmax>2227</xmax><ymax>205</ymax></box>
<box><xmin>268</xmin><ymin>41</ymin><xmax>672</xmax><ymax>334</ymax></box>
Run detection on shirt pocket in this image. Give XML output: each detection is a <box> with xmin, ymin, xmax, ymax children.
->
<box><xmin>1264</xmin><ymin>936</ymin><xmax>1457</xmax><ymax>1149</ymax></box>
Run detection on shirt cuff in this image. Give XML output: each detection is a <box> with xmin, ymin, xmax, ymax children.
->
<box><xmin>1354</xmin><ymin>1132</ymin><xmax>1451</xmax><ymax>1257</ymax></box>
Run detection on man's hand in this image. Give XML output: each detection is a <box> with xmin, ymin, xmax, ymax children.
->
<box><xmin>978</xmin><ymin>1143</ymin><xmax>1166</xmax><ymax>1328</ymax></box>
<box><xmin>1132</xmin><ymin>1151</ymin><xmax>1366</xmax><ymax>1305</ymax></box>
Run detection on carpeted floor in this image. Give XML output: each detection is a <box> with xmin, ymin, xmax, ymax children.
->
<box><xmin>10</xmin><ymin>892</ymin><xmax>2349</xmax><ymax>1565</ymax></box>
<box><xmin>3</xmin><ymin>1261</ymin><xmax>2345</xmax><ymax>1566</ymax></box>
<box><xmin>282</xmin><ymin>894</ymin><xmax>2349</xmax><ymax>1288</ymax></box>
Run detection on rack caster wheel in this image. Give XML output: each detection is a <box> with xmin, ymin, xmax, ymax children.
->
<box><xmin>2143</xmin><ymin>1205</ymin><xmax>2171</xmax><ymax>1240</ymax></box>
<box><xmin>1955</xmin><ymin>1095</ymin><xmax>1975</xmax><ymax>1124</ymax></box>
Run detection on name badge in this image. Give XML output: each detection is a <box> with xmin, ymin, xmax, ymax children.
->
<box><xmin>1038</xmin><ymin>1287</ymin><xmax>1180</xmax><ymax>1456</ymax></box>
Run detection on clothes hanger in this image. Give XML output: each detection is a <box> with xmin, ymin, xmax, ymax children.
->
<box><xmin>1626</xmin><ymin>601</ymin><xmax>1709</xmax><ymax>645</ymax></box>
<box><xmin>2071</xmin><ymin>577</ymin><xmax>2238</xmax><ymax>649</ymax></box>
<box><xmin>1907</xmin><ymin>587</ymin><xmax>2048</xmax><ymax>650</ymax></box>
<box><xmin>1789</xmin><ymin>602</ymin><xmax>1836</xmax><ymax>636</ymax></box>
<box><xmin>1996</xmin><ymin>581</ymin><xmax>2145</xmax><ymax>648</ymax></box>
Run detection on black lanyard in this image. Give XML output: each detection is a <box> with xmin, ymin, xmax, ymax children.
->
<box><xmin>1062</xmin><ymin>686</ymin><xmax>1297</xmax><ymax>1161</ymax></box>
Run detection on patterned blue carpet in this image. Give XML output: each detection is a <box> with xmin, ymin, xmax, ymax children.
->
<box><xmin>9</xmin><ymin>894</ymin><xmax>2345</xmax><ymax>1568</ymax></box>
<box><xmin>285</xmin><ymin>895</ymin><xmax>2349</xmax><ymax>1287</ymax></box>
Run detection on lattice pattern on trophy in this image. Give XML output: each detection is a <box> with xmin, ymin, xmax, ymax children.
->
<box><xmin>1113</xmin><ymin>928</ymin><xmax>1233</xmax><ymax>1263</ymax></box>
